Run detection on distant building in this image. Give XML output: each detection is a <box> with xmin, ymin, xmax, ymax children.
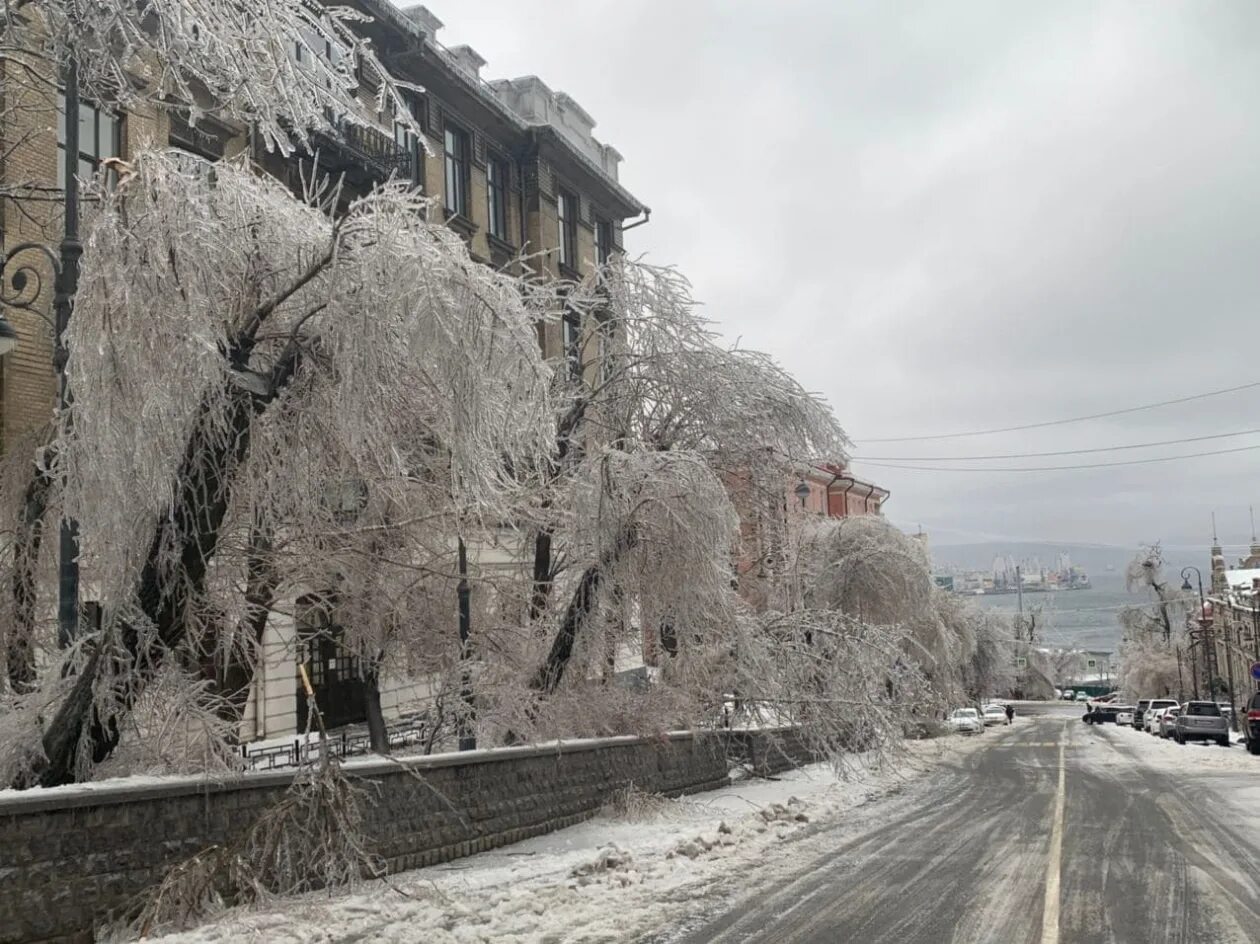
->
<box><xmin>1206</xmin><ymin>533</ymin><xmax>1260</xmax><ymax>710</ymax></box>
<box><xmin>792</xmin><ymin>463</ymin><xmax>890</xmax><ymax>519</ymax></box>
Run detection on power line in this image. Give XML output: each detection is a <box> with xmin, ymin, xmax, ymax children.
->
<box><xmin>860</xmin><ymin>441</ymin><xmax>1260</xmax><ymax>473</ymax></box>
<box><xmin>857</xmin><ymin>426</ymin><xmax>1260</xmax><ymax>462</ymax></box>
<box><xmin>855</xmin><ymin>380</ymin><xmax>1260</xmax><ymax>444</ymax></box>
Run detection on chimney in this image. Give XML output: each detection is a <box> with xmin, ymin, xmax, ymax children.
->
<box><xmin>448</xmin><ymin>44</ymin><xmax>487</xmax><ymax>79</ymax></box>
<box><xmin>401</xmin><ymin>4</ymin><xmax>444</xmax><ymax>40</ymax></box>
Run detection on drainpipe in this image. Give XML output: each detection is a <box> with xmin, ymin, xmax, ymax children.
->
<box><xmin>621</xmin><ymin>206</ymin><xmax>651</xmax><ymax>231</ymax></box>
<box><xmin>838</xmin><ymin>477</ymin><xmax>857</xmax><ymax>517</ymax></box>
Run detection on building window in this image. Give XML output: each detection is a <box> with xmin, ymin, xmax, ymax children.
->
<box><xmin>557</xmin><ymin>189</ymin><xmax>577</xmax><ymax>270</ymax></box>
<box><xmin>595</xmin><ymin>218</ymin><xmax>613</xmax><ymax>265</ymax></box>
<box><xmin>562</xmin><ymin>309</ymin><xmax>582</xmax><ymax>379</ymax></box>
<box><xmin>57</xmin><ymin>93</ymin><xmax>121</xmax><ymax>190</ymax></box>
<box><xmin>444</xmin><ymin>124</ymin><xmax>470</xmax><ymax>217</ymax></box>
<box><xmin>487</xmin><ymin>156</ymin><xmax>509</xmax><ymax>241</ymax></box>
<box><xmin>596</xmin><ymin>315</ymin><xmax>615</xmax><ymax>385</ymax></box>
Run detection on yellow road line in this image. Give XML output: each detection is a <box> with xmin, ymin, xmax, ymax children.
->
<box><xmin>1040</xmin><ymin>738</ymin><xmax>1067</xmax><ymax>944</ymax></box>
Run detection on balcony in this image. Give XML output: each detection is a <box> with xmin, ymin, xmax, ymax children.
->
<box><xmin>311</xmin><ymin>118</ymin><xmax>414</xmax><ymax>187</ymax></box>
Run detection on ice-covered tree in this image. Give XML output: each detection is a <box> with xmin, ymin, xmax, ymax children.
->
<box><xmin>4</xmin><ymin>1</ymin><xmax>416</xmax><ymax>154</ymax></box>
<box><xmin>510</xmin><ymin>262</ymin><xmax>847</xmax><ymax>719</ymax></box>
<box><xmin>1114</xmin><ymin>545</ymin><xmax>1191</xmax><ymax>700</ymax></box>
<box><xmin>1</xmin><ymin>150</ymin><xmax>553</xmax><ymax>786</ymax></box>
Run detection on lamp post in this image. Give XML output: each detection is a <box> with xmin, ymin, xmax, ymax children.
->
<box><xmin>0</xmin><ymin>57</ymin><xmax>83</xmax><ymax>648</ymax></box>
<box><xmin>793</xmin><ymin>480</ymin><xmax>811</xmax><ymax>510</ymax></box>
<box><xmin>1182</xmin><ymin>566</ymin><xmax>1215</xmax><ymax>699</ymax></box>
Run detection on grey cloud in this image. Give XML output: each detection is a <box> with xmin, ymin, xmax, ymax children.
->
<box><xmin>407</xmin><ymin>1</ymin><xmax>1260</xmax><ymax>551</ymax></box>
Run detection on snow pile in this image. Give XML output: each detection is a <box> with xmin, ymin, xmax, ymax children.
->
<box><xmin>146</xmin><ymin>740</ymin><xmax>975</xmax><ymax>943</ymax></box>
<box><xmin>1100</xmin><ymin>722</ymin><xmax>1258</xmax><ymax>774</ymax></box>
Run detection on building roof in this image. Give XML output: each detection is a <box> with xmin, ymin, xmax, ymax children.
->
<box><xmin>366</xmin><ymin>2</ymin><xmax>647</xmax><ymax>216</ymax></box>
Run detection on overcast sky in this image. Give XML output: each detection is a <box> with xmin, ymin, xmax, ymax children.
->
<box><xmin>403</xmin><ymin>1</ymin><xmax>1260</xmax><ymax>557</ymax></box>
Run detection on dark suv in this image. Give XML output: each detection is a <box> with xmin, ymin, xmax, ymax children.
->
<box><xmin>1172</xmin><ymin>701</ymin><xmax>1229</xmax><ymax>746</ymax></box>
<box><xmin>1245</xmin><ymin>692</ymin><xmax>1260</xmax><ymax>755</ymax></box>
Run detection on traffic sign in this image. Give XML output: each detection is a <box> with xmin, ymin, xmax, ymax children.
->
<box><xmin>1250</xmin><ymin>661</ymin><xmax>1260</xmax><ymax>682</ymax></box>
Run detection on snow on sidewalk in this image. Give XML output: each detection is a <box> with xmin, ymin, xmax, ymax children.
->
<box><xmin>148</xmin><ymin>737</ymin><xmax>979</xmax><ymax>944</ymax></box>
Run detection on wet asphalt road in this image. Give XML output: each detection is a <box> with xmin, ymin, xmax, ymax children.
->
<box><xmin>666</xmin><ymin>704</ymin><xmax>1260</xmax><ymax>944</ymax></box>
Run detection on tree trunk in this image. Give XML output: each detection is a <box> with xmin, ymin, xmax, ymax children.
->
<box><xmin>33</xmin><ymin>349</ymin><xmax>302</xmax><ymax>787</ymax></box>
<box><xmin>528</xmin><ymin>528</ymin><xmax>554</xmax><ymax>621</ymax></box>
<box><xmin>528</xmin><ymin>527</ymin><xmax>635</xmax><ymax>695</ymax></box>
<box><xmin>526</xmin><ymin>399</ymin><xmax>587</xmax><ymax>622</ymax></box>
<box><xmin>362</xmin><ymin>659</ymin><xmax>389</xmax><ymax>754</ymax></box>
<box><xmin>7</xmin><ymin>455</ymin><xmax>53</xmax><ymax>693</ymax></box>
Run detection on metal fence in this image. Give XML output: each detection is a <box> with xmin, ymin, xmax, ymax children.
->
<box><xmin>241</xmin><ymin>714</ymin><xmax>431</xmax><ymax>771</ymax></box>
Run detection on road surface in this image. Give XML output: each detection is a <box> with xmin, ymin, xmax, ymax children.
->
<box><xmin>664</xmin><ymin>703</ymin><xmax>1260</xmax><ymax>944</ymax></box>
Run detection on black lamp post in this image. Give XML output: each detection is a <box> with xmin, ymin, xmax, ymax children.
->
<box><xmin>793</xmin><ymin>480</ymin><xmax>811</xmax><ymax>510</ymax></box>
<box><xmin>0</xmin><ymin>57</ymin><xmax>83</xmax><ymax>648</ymax></box>
<box><xmin>1182</xmin><ymin>565</ymin><xmax>1221</xmax><ymax>701</ymax></box>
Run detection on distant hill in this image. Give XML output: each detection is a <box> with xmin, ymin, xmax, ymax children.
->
<box><xmin>925</xmin><ymin>541</ymin><xmax>1197</xmax><ymax>576</ymax></box>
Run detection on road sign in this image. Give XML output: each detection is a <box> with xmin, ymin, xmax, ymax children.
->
<box><xmin>1251</xmin><ymin>661</ymin><xmax>1260</xmax><ymax>682</ymax></box>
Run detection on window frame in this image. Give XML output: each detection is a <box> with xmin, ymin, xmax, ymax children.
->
<box><xmin>595</xmin><ymin>217</ymin><xmax>613</xmax><ymax>265</ymax></box>
<box><xmin>57</xmin><ymin>93</ymin><xmax>122</xmax><ymax>190</ymax></box>
<box><xmin>443</xmin><ymin>122</ymin><xmax>471</xmax><ymax>218</ymax></box>
<box><xmin>562</xmin><ymin>308</ymin><xmax>582</xmax><ymax>380</ymax></box>
<box><xmin>557</xmin><ymin>188</ymin><xmax>578</xmax><ymax>270</ymax></box>
<box><xmin>487</xmin><ymin>154</ymin><xmax>509</xmax><ymax>242</ymax></box>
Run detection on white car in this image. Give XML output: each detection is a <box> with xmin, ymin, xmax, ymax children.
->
<box><xmin>1144</xmin><ymin>699</ymin><xmax>1178</xmax><ymax>733</ymax></box>
<box><xmin>1115</xmin><ymin>707</ymin><xmax>1136</xmax><ymax>725</ymax></box>
<box><xmin>1062</xmin><ymin>689</ymin><xmax>1075</xmax><ymax>701</ymax></box>
<box><xmin>947</xmin><ymin>708</ymin><xmax>983</xmax><ymax>735</ymax></box>
<box><xmin>982</xmin><ymin>705</ymin><xmax>1008</xmax><ymax>726</ymax></box>
<box><xmin>1075</xmin><ymin>691</ymin><xmax>1089</xmax><ymax>701</ymax></box>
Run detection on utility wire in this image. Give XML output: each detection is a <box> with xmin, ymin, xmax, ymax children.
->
<box><xmin>858</xmin><ymin>427</ymin><xmax>1260</xmax><ymax>462</ymax></box>
<box><xmin>860</xmin><ymin>441</ymin><xmax>1260</xmax><ymax>473</ymax></box>
<box><xmin>855</xmin><ymin>380</ymin><xmax>1260</xmax><ymax>444</ymax></box>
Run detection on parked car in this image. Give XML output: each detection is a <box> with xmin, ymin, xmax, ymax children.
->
<box><xmin>1075</xmin><ymin>691</ymin><xmax>1090</xmax><ymax>702</ymax></box>
<box><xmin>1083</xmin><ymin>705</ymin><xmax>1121</xmax><ymax>724</ymax></box>
<box><xmin>1145</xmin><ymin>699</ymin><xmax>1178</xmax><ymax>733</ymax></box>
<box><xmin>1157</xmin><ymin>705</ymin><xmax>1181</xmax><ymax>738</ymax></box>
<box><xmin>1062</xmin><ymin>689</ymin><xmax>1075</xmax><ymax>701</ymax></box>
<box><xmin>982</xmin><ymin>704</ymin><xmax>1008</xmax><ymax>726</ymax></box>
<box><xmin>1114</xmin><ymin>706</ymin><xmax>1136</xmax><ymax>725</ymax></box>
<box><xmin>1217</xmin><ymin>703</ymin><xmax>1236</xmax><ymax>730</ymax></box>
<box><xmin>1244</xmin><ymin>692</ymin><xmax>1260</xmax><ymax>755</ymax></box>
<box><xmin>1172</xmin><ymin>701</ymin><xmax>1230</xmax><ymax>746</ymax></box>
<box><xmin>1133</xmin><ymin>699</ymin><xmax>1152</xmax><ymax>730</ymax></box>
<box><xmin>947</xmin><ymin>708</ymin><xmax>983</xmax><ymax>735</ymax></box>
<box><xmin>1054</xmin><ymin>688</ymin><xmax>1062</xmax><ymax>700</ymax></box>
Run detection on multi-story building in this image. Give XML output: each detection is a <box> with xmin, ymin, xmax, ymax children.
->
<box><xmin>1</xmin><ymin>0</ymin><xmax>647</xmax><ymax>448</ymax></box>
<box><xmin>0</xmin><ymin>3</ymin><xmax>647</xmax><ymax>741</ymax></box>
<box><xmin>1206</xmin><ymin>537</ymin><xmax>1260</xmax><ymax>712</ymax></box>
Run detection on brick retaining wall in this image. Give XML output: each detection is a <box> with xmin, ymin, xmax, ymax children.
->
<box><xmin>0</xmin><ymin>728</ymin><xmax>812</xmax><ymax>943</ymax></box>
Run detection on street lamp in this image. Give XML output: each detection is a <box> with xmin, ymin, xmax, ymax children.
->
<box><xmin>0</xmin><ymin>57</ymin><xmax>84</xmax><ymax>648</ymax></box>
<box><xmin>1181</xmin><ymin>566</ymin><xmax>1205</xmax><ymax>609</ymax></box>
<box><xmin>793</xmin><ymin>480</ymin><xmax>811</xmax><ymax>510</ymax></box>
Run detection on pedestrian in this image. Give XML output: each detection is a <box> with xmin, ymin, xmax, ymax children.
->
<box><xmin>1004</xmin><ymin>704</ymin><xmax>1014</xmax><ymax>725</ymax></box>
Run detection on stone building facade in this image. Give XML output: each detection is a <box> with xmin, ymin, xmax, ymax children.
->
<box><xmin>0</xmin><ymin>2</ymin><xmax>647</xmax><ymax>740</ymax></box>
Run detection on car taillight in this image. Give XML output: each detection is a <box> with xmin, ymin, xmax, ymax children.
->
<box><xmin>1247</xmin><ymin>710</ymin><xmax>1260</xmax><ymax>721</ymax></box>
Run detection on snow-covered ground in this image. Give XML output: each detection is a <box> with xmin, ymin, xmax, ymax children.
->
<box><xmin>146</xmin><ymin>736</ymin><xmax>986</xmax><ymax>944</ymax></box>
<box><xmin>1101</xmin><ymin>720</ymin><xmax>1256</xmax><ymax>774</ymax></box>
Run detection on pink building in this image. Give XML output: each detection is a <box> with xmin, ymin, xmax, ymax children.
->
<box><xmin>793</xmin><ymin>463</ymin><xmax>889</xmax><ymax>519</ymax></box>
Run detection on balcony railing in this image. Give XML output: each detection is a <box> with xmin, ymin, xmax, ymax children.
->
<box><xmin>313</xmin><ymin>117</ymin><xmax>413</xmax><ymax>184</ymax></box>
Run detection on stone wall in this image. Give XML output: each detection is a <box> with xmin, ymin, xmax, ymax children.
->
<box><xmin>726</xmin><ymin>727</ymin><xmax>824</xmax><ymax>776</ymax></box>
<box><xmin>0</xmin><ymin>730</ymin><xmax>783</xmax><ymax>944</ymax></box>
